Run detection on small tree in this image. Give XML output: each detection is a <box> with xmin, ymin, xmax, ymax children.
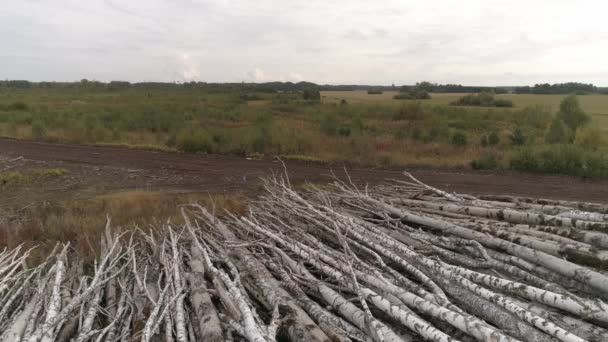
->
<box><xmin>545</xmin><ymin>118</ymin><xmax>569</xmax><ymax>144</ymax></box>
<box><xmin>557</xmin><ymin>95</ymin><xmax>589</xmax><ymax>132</ymax></box>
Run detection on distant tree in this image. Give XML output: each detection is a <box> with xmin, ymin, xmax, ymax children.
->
<box><xmin>415</xmin><ymin>81</ymin><xmax>434</xmax><ymax>92</ymax></box>
<box><xmin>557</xmin><ymin>95</ymin><xmax>589</xmax><ymax>132</ymax></box>
<box><xmin>545</xmin><ymin>119</ymin><xmax>569</xmax><ymax>144</ymax></box>
<box><xmin>302</xmin><ymin>87</ymin><xmax>321</xmax><ymax>101</ymax></box>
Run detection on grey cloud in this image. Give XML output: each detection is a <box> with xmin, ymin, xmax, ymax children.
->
<box><xmin>1</xmin><ymin>0</ymin><xmax>607</xmax><ymax>85</ymax></box>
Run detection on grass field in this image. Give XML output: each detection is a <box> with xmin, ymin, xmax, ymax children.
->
<box><xmin>323</xmin><ymin>91</ymin><xmax>608</xmax><ymax>125</ymax></box>
<box><xmin>1</xmin><ymin>87</ymin><xmax>607</xmax><ymax>177</ymax></box>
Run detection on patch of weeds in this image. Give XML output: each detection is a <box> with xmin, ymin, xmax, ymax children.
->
<box><xmin>31</xmin><ymin>168</ymin><xmax>70</xmax><ymax>177</ymax></box>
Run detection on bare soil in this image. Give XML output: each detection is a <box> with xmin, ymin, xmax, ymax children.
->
<box><xmin>1</xmin><ymin>138</ymin><xmax>607</xmax><ymax>204</ymax></box>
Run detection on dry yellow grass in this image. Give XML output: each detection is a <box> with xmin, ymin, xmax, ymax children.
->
<box><xmin>0</xmin><ymin>190</ymin><xmax>247</xmax><ymax>262</ymax></box>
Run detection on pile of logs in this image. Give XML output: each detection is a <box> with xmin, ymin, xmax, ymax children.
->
<box><xmin>2</xmin><ymin>173</ymin><xmax>608</xmax><ymax>341</ymax></box>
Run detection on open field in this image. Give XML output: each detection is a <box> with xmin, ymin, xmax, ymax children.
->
<box><xmin>1</xmin><ymin>86</ymin><xmax>608</xmax><ymax>178</ymax></box>
<box><xmin>322</xmin><ymin>90</ymin><xmax>608</xmax><ymax>121</ymax></box>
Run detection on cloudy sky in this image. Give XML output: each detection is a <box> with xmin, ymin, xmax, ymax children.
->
<box><xmin>1</xmin><ymin>0</ymin><xmax>607</xmax><ymax>85</ymax></box>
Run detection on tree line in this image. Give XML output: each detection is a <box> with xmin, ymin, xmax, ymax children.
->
<box><xmin>1</xmin><ymin>79</ymin><xmax>606</xmax><ymax>95</ymax></box>
<box><xmin>515</xmin><ymin>82</ymin><xmax>602</xmax><ymax>94</ymax></box>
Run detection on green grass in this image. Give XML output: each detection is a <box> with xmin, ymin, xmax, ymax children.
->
<box><xmin>322</xmin><ymin>91</ymin><xmax>608</xmax><ymax>131</ymax></box>
<box><xmin>1</xmin><ymin>87</ymin><xmax>607</xmax><ymax>176</ymax></box>
<box><xmin>31</xmin><ymin>168</ymin><xmax>70</xmax><ymax>177</ymax></box>
<box><xmin>0</xmin><ymin>168</ymin><xmax>69</xmax><ymax>186</ymax></box>
<box><xmin>0</xmin><ymin>171</ymin><xmax>29</xmax><ymax>185</ymax></box>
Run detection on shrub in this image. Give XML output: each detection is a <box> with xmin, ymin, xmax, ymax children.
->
<box><xmin>302</xmin><ymin>87</ymin><xmax>321</xmax><ymax>101</ymax></box>
<box><xmin>32</xmin><ymin>168</ymin><xmax>69</xmax><ymax>177</ymax></box>
<box><xmin>252</xmin><ymin>125</ymin><xmax>272</xmax><ymax>152</ymax></box>
<box><xmin>494</xmin><ymin>99</ymin><xmax>514</xmax><ymax>107</ymax></box>
<box><xmin>488</xmin><ymin>131</ymin><xmax>500</xmax><ymax>145</ymax></box>
<box><xmin>0</xmin><ymin>171</ymin><xmax>29</xmax><ymax>185</ymax></box>
<box><xmin>31</xmin><ymin>120</ymin><xmax>46</xmax><ymax>140</ymax></box>
<box><xmin>367</xmin><ymin>90</ymin><xmax>383</xmax><ymax>95</ymax></box>
<box><xmin>575</xmin><ymin>126</ymin><xmax>606</xmax><ymax>151</ymax></box>
<box><xmin>393</xmin><ymin>93</ymin><xmax>414</xmax><ymax>100</ymax></box>
<box><xmin>176</xmin><ymin>130</ymin><xmax>213</xmax><ymax>153</ymax></box>
<box><xmin>320</xmin><ymin>112</ymin><xmax>339</xmax><ymax>135</ymax></box>
<box><xmin>512</xmin><ymin>105</ymin><xmax>552</xmax><ymax>130</ymax></box>
<box><xmin>451</xmin><ymin>131</ymin><xmax>468</xmax><ymax>147</ymax></box>
<box><xmin>510</xmin><ymin>148</ymin><xmax>539</xmax><ymax>171</ymax></box>
<box><xmin>337</xmin><ymin>126</ymin><xmax>351</xmax><ymax>137</ymax></box>
<box><xmin>413</xmin><ymin>90</ymin><xmax>431</xmax><ymax>99</ymax></box>
<box><xmin>7</xmin><ymin>101</ymin><xmax>28</xmax><ymax>111</ymax></box>
<box><xmin>471</xmin><ymin>153</ymin><xmax>499</xmax><ymax>170</ymax></box>
<box><xmin>352</xmin><ymin>113</ymin><xmax>364</xmax><ymax>134</ymax></box>
<box><xmin>539</xmin><ymin>144</ymin><xmax>583</xmax><ymax>175</ymax></box>
<box><xmin>509</xmin><ymin>128</ymin><xmax>526</xmax><ymax>145</ymax></box>
<box><xmin>394</xmin><ymin>90</ymin><xmax>430</xmax><ymax>100</ymax></box>
<box><xmin>557</xmin><ymin>95</ymin><xmax>589</xmax><ymax>132</ymax></box>
<box><xmin>239</xmin><ymin>93</ymin><xmax>262</xmax><ymax>101</ymax></box>
<box><xmin>510</xmin><ymin>145</ymin><xmax>608</xmax><ymax>178</ymax></box>
<box><xmin>451</xmin><ymin>92</ymin><xmax>512</xmax><ymax>107</ymax></box>
<box><xmin>392</xmin><ymin>102</ymin><xmax>425</xmax><ymax>121</ymax></box>
<box><xmin>545</xmin><ymin>118</ymin><xmax>570</xmax><ymax>144</ymax></box>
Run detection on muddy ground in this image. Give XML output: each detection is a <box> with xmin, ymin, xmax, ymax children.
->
<box><xmin>1</xmin><ymin>138</ymin><xmax>607</xmax><ymax>205</ymax></box>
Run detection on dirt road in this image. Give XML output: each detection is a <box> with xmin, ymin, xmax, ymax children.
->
<box><xmin>1</xmin><ymin>138</ymin><xmax>607</xmax><ymax>202</ymax></box>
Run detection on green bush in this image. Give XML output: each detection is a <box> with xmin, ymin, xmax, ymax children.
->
<box><xmin>557</xmin><ymin>95</ymin><xmax>589</xmax><ymax>132</ymax></box>
<box><xmin>451</xmin><ymin>131</ymin><xmax>468</xmax><ymax>147</ymax></box>
<box><xmin>302</xmin><ymin>87</ymin><xmax>321</xmax><ymax>101</ymax></box>
<box><xmin>320</xmin><ymin>112</ymin><xmax>339</xmax><ymax>135</ymax></box>
<box><xmin>394</xmin><ymin>90</ymin><xmax>430</xmax><ymax>100</ymax></box>
<box><xmin>392</xmin><ymin>102</ymin><xmax>425</xmax><ymax>121</ymax></box>
<box><xmin>176</xmin><ymin>130</ymin><xmax>213</xmax><ymax>153</ymax></box>
<box><xmin>509</xmin><ymin>128</ymin><xmax>526</xmax><ymax>145</ymax></box>
<box><xmin>488</xmin><ymin>131</ymin><xmax>500</xmax><ymax>145</ymax></box>
<box><xmin>337</xmin><ymin>126</ymin><xmax>351</xmax><ymax>137</ymax></box>
<box><xmin>510</xmin><ymin>145</ymin><xmax>608</xmax><ymax>178</ymax></box>
<box><xmin>7</xmin><ymin>101</ymin><xmax>29</xmax><ymax>111</ymax></box>
<box><xmin>393</xmin><ymin>93</ymin><xmax>414</xmax><ymax>100</ymax></box>
<box><xmin>451</xmin><ymin>92</ymin><xmax>513</xmax><ymax>107</ymax></box>
<box><xmin>471</xmin><ymin>153</ymin><xmax>499</xmax><ymax>170</ymax></box>
<box><xmin>545</xmin><ymin>118</ymin><xmax>570</xmax><ymax>144</ymax></box>
<box><xmin>575</xmin><ymin>126</ymin><xmax>606</xmax><ymax>151</ymax></box>
<box><xmin>239</xmin><ymin>93</ymin><xmax>262</xmax><ymax>101</ymax></box>
<box><xmin>252</xmin><ymin>126</ymin><xmax>272</xmax><ymax>153</ymax></box>
<box><xmin>494</xmin><ymin>99</ymin><xmax>514</xmax><ymax>107</ymax></box>
<box><xmin>509</xmin><ymin>147</ymin><xmax>539</xmax><ymax>171</ymax></box>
